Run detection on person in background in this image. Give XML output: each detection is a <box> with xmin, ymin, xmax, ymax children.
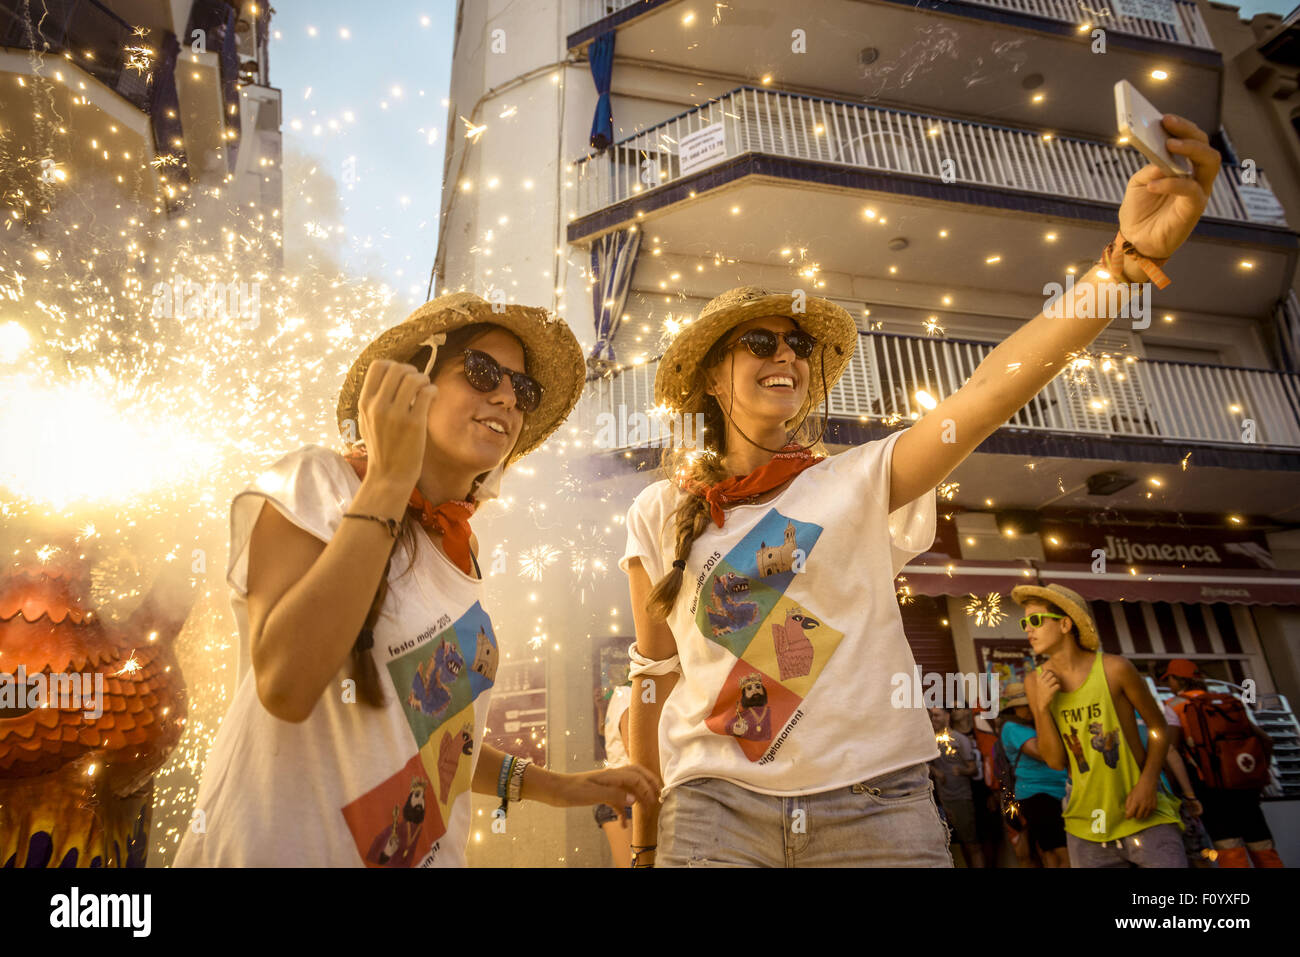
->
<box><xmin>1161</xmin><ymin>659</ymin><xmax>1282</xmax><ymax>868</ymax></box>
<box><xmin>596</xmin><ymin>682</ymin><xmax>634</xmax><ymax>867</ymax></box>
<box><xmin>929</xmin><ymin>707</ymin><xmax>985</xmax><ymax>868</ymax></box>
<box><xmin>1132</xmin><ymin>703</ymin><xmax>1214</xmax><ymax>867</ymax></box>
<box><xmin>1019</xmin><ymin>584</ymin><xmax>1186</xmax><ymax>868</ymax></box>
<box><xmin>953</xmin><ymin>707</ymin><xmax>1000</xmax><ymax>867</ymax></box>
<box><xmin>997</xmin><ymin>683</ymin><xmax>1070</xmax><ymax>867</ymax></box>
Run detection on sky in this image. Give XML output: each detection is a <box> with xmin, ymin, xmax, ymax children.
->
<box><xmin>269</xmin><ymin>0</ymin><xmax>457</xmax><ymax>305</ymax></box>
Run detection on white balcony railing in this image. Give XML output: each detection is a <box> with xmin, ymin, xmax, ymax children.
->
<box><xmin>576</xmin><ymin>332</ymin><xmax>1300</xmax><ymax>450</ymax></box>
<box><xmin>572</xmin><ymin>87</ymin><xmax>1283</xmax><ymax>228</ymax></box>
<box><xmin>572</xmin><ymin>0</ymin><xmax>1215</xmax><ymax>50</ymax></box>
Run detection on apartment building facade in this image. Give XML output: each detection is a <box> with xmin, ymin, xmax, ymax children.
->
<box><xmin>439</xmin><ymin>0</ymin><xmax>1300</xmax><ymax>865</ymax></box>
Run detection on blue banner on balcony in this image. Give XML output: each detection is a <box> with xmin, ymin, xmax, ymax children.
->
<box><xmin>589</xmin><ymin>227</ymin><xmax>641</xmax><ymax>365</ymax></box>
<box><xmin>588</xmin><ymin>31</ymin><xmax>615</xmax><ymax>151</ymax></box>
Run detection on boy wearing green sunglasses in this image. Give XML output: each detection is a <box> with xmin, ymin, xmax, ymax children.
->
<box><xmin>1015</xmin><ymin>584</ymin><xmax>1185</xmax><ymax>868</ymax></box>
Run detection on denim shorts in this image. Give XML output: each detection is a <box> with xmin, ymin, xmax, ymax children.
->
<box><xmin>656</xmin><ymin>762</ymin><xmax>953</xmax><ymax>867</ymax></box>
<box><xmin>1066</xmin><ymin>823</ymin><xmax>1188</xmax><ymax>868</ymax></box>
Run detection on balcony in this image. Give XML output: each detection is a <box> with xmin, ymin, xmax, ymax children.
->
<box><xmin>579</xmin><ymin>332</ymin><xmax>1300</xmax><ymax>450</ymax></box>
<box><xmin>574</xmin><ymin>86</ymin><xmax>1281</xmax><ymax>227</ymax></box>
<box><xmin>568</xmin><ymin>86</ymin><xmax>1297</xmax><ymax>318</ymax></box>
<box><xmin>572</xmin><ymin>0</ymin><xmax>1214</xmax><ymax>50</ymax></box>
<box><xmin>567</xmin><ymin>0</ymin><xmax>1221</xmax><ymax>141</ymax></box>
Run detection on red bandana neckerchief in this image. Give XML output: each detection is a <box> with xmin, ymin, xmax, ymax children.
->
<box><xmin>681</xmin><ymin>444</ymin><xmax>824</xmax><ymax>528</ymax></box>
<box><xmin>344</xmin><ymin>450</ymin><xmax>477</xmax><ymax>576</ymax></box>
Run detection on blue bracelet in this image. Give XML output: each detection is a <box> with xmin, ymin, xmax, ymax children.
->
<box><xmin>496</xmin><ymin>755</ymin><xmax>513</xmax><ymax>801</ymax></box>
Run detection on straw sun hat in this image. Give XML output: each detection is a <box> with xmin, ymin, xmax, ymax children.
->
<box><xmin>1011</xmin><ymin>583</ymin><xmax>1100</xmax><ymax>652</ymax></box>
<box><xmin>654</xmin><ymin>286</ymin><xmax>859</xmax><ymax>429</ymax></box>
<box><xmin>336</xmin><ymin>292</ymin><xmax>585</xmax><ymax>465</ymax></box>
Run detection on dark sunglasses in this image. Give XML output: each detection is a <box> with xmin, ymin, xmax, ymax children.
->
<box><xmin>725</xmin><ymin>328</ymin><xmax>817</xmax><ymax>360</ymax></box>
<box><xmin>1020</xmin><ymin>612</ymin><xmax>1065</xmax><ymax>630</ymax></box>
<box><xmin>460</xmin><ymin>348</ymin><xmax>542</xmax><ymax>413</ymax></box>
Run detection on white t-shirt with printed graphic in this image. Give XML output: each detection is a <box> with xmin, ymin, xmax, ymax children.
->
<box><xmin>175</xmin><ymin>445</ymin><xmax>499</xmax><ymax>868</ymax></box>
<box><xmin>619</xmin><ymin>431</ymin><xmax>940</xmax><ymax>797</ymax></box>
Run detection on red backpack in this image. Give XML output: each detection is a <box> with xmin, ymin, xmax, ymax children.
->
<box><xmin>1175</xmin><ymin>692</ymin><xmax>1271</xmax><ymax>790</ymax></box>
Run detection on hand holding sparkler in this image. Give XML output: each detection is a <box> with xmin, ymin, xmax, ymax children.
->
<box><xmin>357</xmin><ymin>359</ymin><xmax>438</xmax><ymax>496</ymax></box>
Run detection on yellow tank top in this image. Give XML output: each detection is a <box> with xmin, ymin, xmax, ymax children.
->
<box><xmin>1044</xmin><ymin>651</ymin><xmax>1182</xmax><ymax>843</ymax></box>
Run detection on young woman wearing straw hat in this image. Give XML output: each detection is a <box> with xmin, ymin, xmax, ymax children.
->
<box><xmin>620</xmin><ymin>115</ymin><xmax>1219</xmax><ymax>867</ymax></box>
<box><xmin>178</xmin><ymin>293</ymin><xmax>658</xmax><ymax>867</ymax></box>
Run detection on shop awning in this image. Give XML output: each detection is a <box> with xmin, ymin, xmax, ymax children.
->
<box><xmin>1038</xmin><ymin>563</ymin><xmax>1300</xmax><ymax>606</ymax></box>
<box><xmin>897</xmin><ymin>560</ymin><xmax>1300</xmax><ymax>606</ymax></box>
<box><xmin>897</xmin><ymin>560</ymin><xmax>1038</xmax><ymax>598</ymax></box>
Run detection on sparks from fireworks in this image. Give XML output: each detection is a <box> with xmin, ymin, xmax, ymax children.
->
<box><xmin>115</xmin><ymin>652</ymin><xmax>141</xmax><ymax>676</ymax></box>
<box><xmin>937</xmin><ymin>482</ymin><xmax>959</xmax><ymax>501</ymax></box>
<box><xmin>923</xmin><ymin>315</ymin><xmax>944</xmax><ymax>337</ymax></box>
<box><xmin>124</xmin><ymin>27</ymin><xmax>156</xmax><ymax>78</ymax></box>
<box><xmin>460</xmin><ymin>116</ymin><xmax>487</xmax><ymax>144</ymax></box>
<box><xmin>518</xmin><ymin>544</ymin><xmax>561</xmax><ymax>582</ymax></box>
<box><xmin>935</xmin><ymin>728</ymin><xmax>956</xmax><ymax>756</ymax></box>
<box><xmin>965</xmin><ymin>592</ymin><xmax>1006</xmax><ymax>628</ymax></box>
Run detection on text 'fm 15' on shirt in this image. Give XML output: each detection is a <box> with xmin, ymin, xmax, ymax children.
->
<box><xmin>620</xmin><ymin>431</ymin><xmax>940</xmax><ymax>797</ymax></box>
<box><xmin>175</xmin><ymin>446</ymin><xmax>499</xmax><ymax>868</ymax></box>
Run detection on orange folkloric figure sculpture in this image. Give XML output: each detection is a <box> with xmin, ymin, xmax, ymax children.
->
<box><xmin>0</xmin><ymin>549</ymin><xmax>190</xmax><ymax>867</ymax></box>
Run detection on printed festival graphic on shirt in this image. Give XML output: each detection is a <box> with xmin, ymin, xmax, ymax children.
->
<box><xmin>341</xmin><ymin>601</ymin><xmax>498</xmax><ymax>867</ymax></box>
<box><xmin>1054</xmin><ymin>696</ymin><xmax>1122</xmax><ymax>775</ymax></box>
<box><xmin>694</xmin><ymin>509</ymin><xmax>843</xmax><ymax>763</ymax></box>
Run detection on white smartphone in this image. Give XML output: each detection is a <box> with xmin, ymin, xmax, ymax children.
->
<box><xmin>1115</xmin><ymin>79</ymin><xmax>1191</xmax><ymax>177</ymax></box>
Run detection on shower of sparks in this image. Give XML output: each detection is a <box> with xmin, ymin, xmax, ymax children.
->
<box><xmin>896</xmin><ymin>580</ymin><xmax>914</xmax><ymax>605</ymax></box>
<box><xmin>965</xmin><ymin>592</ymin><xmax>1006</xmax><ymax>628</ymax></box>
<box><xmin>882</xmin><ymin>412</ymin><xmax>904</xmax><ymax>427</ymax></box>
<box><xmin>935</xmin><ymin>728</ymin><xmax>956</xmax><ymax>756</ymax></box>
<box><xmin>937</xmin><ymin>482</ymin><xmax>959</xmax><ymax>501</ymax></box>
<box><xmin>527</xmin><ymin>633</ymin><xmax>546</xmax><ymax>650</ymax></box>
<box><xmin>115</xmin><ymin>652</ymin><xmax>142</xmax><ymax>677</ymax></box>
<box><xmin>923</xmin><ymin>316</ymin><xmax>944</xmax><ymax>337</ymax></box>
<box><xmin>1181</xmin><ymin>452</ymin><xmax>1191</xmax><ymax>471</ymax></box>
<box><xmin>518</xmin><ymin>544</ymin><xmax>561</xmax><ymax>582</ymax></box>
<box><xmin>0</xmin><ymin>29</ymin><xmax>434</xmax><ymax>868</ymax></box>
